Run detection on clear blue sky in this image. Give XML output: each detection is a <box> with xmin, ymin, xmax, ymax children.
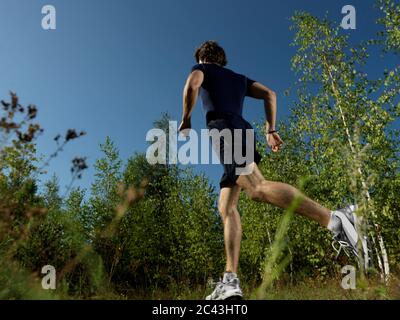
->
<box><xmin>0</xmin><ymin>0</ymin><xmax>398</xmax><ymax>194</ymax></box>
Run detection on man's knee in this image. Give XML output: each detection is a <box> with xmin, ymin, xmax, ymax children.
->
<box><xmin>218</xmin><ymin>202</ymin><xmax>237</xmax><ymax>218</ymax></box>
<box><xmin>246</xmin><ymin>181</ymin><xmax>269</xmax><ymax>202</ymax></box>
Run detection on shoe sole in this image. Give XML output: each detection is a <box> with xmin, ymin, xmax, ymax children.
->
<box><xmin>335</xmin><ymin>210</ymin><xmax>358</xmax><ymax>248</ymax></box>
<box><xmin>347</xmin><ymin>206</ymin><xmax>370</xmax><ymax>269</ymax></box>
<box><xmin>206</xmin><ymin>289</ymin><xmax>243</xmax><ymax>301</ymax></box>
<box><xmin>337</xmin><ymin>205</ymin><xmax>370</xmax><ymax>269</ymax></box>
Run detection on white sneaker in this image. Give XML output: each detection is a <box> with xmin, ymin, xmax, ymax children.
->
<box><xmin>206</xmin><ymin>272</ymin><xmax>243</xmax><ymax>300</ymax></box>
<box><xmin>331</xmin><ymin>205</ymin><xmax>371</xmax><ymax>269</ymax></box>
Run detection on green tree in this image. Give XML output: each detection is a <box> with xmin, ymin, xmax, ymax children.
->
<box><xmin>90</xmin><ymin>136</ymin><xmax>123</xmax><ymax>231</ymax></box>
<box><xmin>42</xmin><ymin>174</ymin><xmax>63</xmax><ymax>211</ymax></box>
<box><xmin>241</xmin><ymin>3</ymin><xmax>400</xmax><ymax>284</ymax></box>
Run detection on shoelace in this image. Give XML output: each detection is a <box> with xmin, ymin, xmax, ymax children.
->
<box><xmin>331</xmin><ymin>239</ymin><xmax>358</xmax><ymax>259</ymax></box>
<box><xmin>332</xmin><ymin>238</ymin><xmax>375</xmax><ymax>272</ymax></box>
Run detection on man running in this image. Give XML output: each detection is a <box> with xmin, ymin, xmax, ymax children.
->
<box><xmin>178</xmin><ymin>41</ymin><xmax>366</xmax><ymax>300</ymax></box>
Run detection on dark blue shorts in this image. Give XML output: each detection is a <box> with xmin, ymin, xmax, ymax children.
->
<box><xmin>206</xmin><ymin>111</ymin><xmax>262</xmax><ymax>189</ymax></box>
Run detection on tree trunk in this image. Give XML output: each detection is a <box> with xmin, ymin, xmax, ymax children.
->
<box><xmin>323</xmin><ymin>60</ymin><xmax>390</xmax><ymax>282</ymax></box>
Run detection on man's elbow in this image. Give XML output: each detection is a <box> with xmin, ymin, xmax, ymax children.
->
<box><xmin>264</xmin><ymin>89</ymin><xmax>276</xmax><ymax>101</ymax></box>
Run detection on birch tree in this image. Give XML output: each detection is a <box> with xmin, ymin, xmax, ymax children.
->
<box><xmin>286</xmin><ymin>5</ymin><xmax>399</xmax><ymax>280</ymax></box>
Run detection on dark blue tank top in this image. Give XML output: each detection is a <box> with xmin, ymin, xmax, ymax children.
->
<box><xmin>191</xmin><ymin>63</ymin><xmax>256</xmax><ymax>118</ymax></box>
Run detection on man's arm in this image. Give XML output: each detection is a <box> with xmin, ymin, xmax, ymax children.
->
<box><xmin>247</xmin><ymin>82</ymin><xmax>277</xmax><ymax>132</ymax></box>
<box><xmin>179</xmin><ymin>70</ymin><xmax>204</xmax><ymax>133</ymax></box>
<box><xmin>247</xmin><ymin>82</ymin><xmax>283</xmax><ymax>152</ymax></box>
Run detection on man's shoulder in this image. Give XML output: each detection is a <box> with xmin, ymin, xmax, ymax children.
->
<box><xmin>191</xmin><ymin>63</ymin><xmax>206</xmax><ymax>73</ymax></box>
<box><xmin>191</xmin><ymin>63</ymin><xmax>225</xmax><ymax>72</ymax></box>
<box><xmin>190</xmin><ymin>64</ymin><xmax>246</xmax><ymax>80</ymax></box>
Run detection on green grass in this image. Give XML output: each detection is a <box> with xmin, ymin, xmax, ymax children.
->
<box><xmin>117</xmin><ymin>275</ymin><xmax>400</xmax><ymax>300</ymax></box>
<box><xmin>246</xmin><ymin>277</ymin><xmax>400</xmax><ymax>300</ymax></box>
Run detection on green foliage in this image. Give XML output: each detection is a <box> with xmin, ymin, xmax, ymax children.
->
<box><xmin>377</xmin><ymin>0</ymin><xmax>400</xmax><ymax>53</ymax></box>
<box><xmin>1</xmin><ymin>3</ymin><xmax>399</xmax><ymax>299</ymax></box>
<box><xmin>240</xmin><ymin>3</ymin><xmax>400</xmax><ymax>286</ymax></box>
<box><xmin>271</xmin><ymin>6</ymin><xmax>399</xmax><ymax>278</ymax></box>
<box><xmin>90</xmin><ymin>118</ymin><xmax>224</xmax><ymax>292</ymax></box>
<box><xmin>90</xmin><ymin>136</ymin><xmax>123</xmax><ymax>231</ymax></box>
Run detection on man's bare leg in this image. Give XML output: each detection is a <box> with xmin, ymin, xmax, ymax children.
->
<box><xmin>206</xmin><ymin>185</ymin><xmax>244</xmax><ymax>300</ymax></box>
<box><xmin>236</xmin><ymin>163</ymin><xmax>331</xmax><ymax>227</ymax></box>
<box><xmin>218</xmin><ymin>185</ymin><xmax>242</xmax><ymax>274</ymax></box>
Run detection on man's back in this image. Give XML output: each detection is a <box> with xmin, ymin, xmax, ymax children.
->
<box><xmin>191</xmin><ymin>63</ymin><xmax>255</xmax><ymax>118</ymax></box>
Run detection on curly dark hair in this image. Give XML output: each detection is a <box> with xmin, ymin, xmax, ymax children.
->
<box><xmin>194</xmin><ymin>41</ymin><xmax>228</xmax><ymax>66</ymax></box>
